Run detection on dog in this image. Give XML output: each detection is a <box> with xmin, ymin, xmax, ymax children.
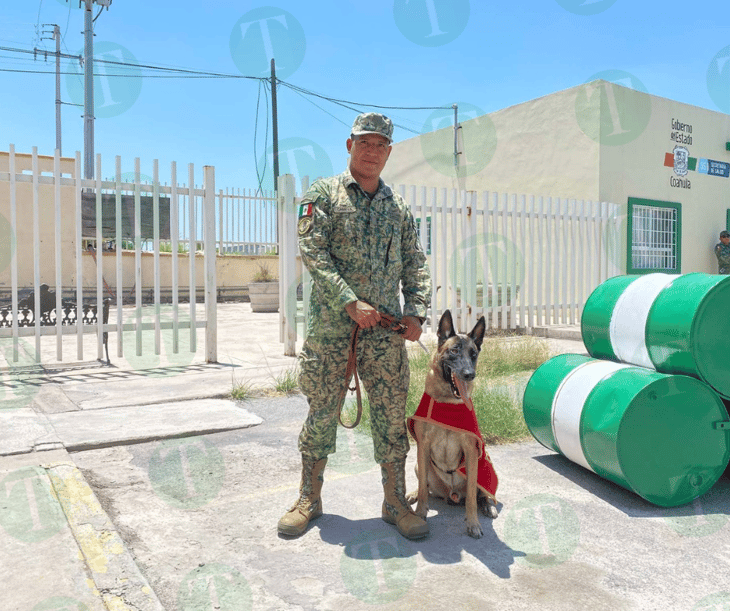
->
<box><xmin>406</xmin><ymin>310</ymin><xmax>499</xmax><ymax>539</ymax></box>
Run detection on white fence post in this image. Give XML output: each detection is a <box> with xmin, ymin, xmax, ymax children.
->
<box><xmin>279</xmin><ymin>173</ymin><xmax>298</xmax><ymax>356</ymax></box>
<box><xmin>203</xmin><ymin>165</ymin><xmax>217</xmax><ymax>363</ymax></box>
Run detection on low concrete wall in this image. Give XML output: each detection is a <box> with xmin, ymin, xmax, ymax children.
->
<box><xmin>0</xmin><ymin>251</ymin><xmax>279</xmax><ymax>300</ymax></box>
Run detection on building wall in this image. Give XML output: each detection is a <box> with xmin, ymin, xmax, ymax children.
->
<box><xmin>0</xmin><ymin>150</ymin><xmax>277</xmax><ymax>294</ymax></box>
<box><xmin>382</xmin><ymin>83</ymin><xmax>600</xmax><ymax>199</ymax></box>
<box><xmin>382</xmin><ymin>81</ymin><xmax>730</xmax><ymax>276</ymax></box>
<box><xmin>597</xmin><ymin>88</ymin><xmax>730</xmax><ymax>274</ymax></box>
<box><xmin>0</xmin><ymin>151</ymin><xmax>77</xmax><ymax>288</ymax></box>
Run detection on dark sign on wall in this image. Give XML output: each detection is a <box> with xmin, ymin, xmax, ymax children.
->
<box><xmin>81</xmin><ymin>192</ymin><xmax>171</xmax><ymax>240</ymax></box>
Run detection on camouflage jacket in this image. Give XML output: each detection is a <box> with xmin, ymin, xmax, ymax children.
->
<box><xmin>716</xmin><ymin>242</ymin><xmax>730</xmax><ymax>274</ymax></box>
<box><xmin>298</xmin><ymin>170</ymin><xmax>431</xmax><ymax>338</ymax></box>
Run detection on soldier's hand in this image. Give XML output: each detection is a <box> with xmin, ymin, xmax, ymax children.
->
<box><xmin>401</xmin><ymin>316</ymin><xmax>423</xmax><ymax>342</ymax></box>
<box><xmin>345</xmin><ymin>300</ymin><xmax>381</xmax><ymax>328</ymax></box>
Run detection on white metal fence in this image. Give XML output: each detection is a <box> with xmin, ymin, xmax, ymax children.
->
<box><xmin>217</xmin><ymin>187</ymin><xmax>277</xmax><ymax>255</ymax></box>
<box><xmin>0</xmin><ymin>145</ymin><xmax>217</xmax><ymax>365</ymax></box>
<box><xmin>279</xmin><ymin>175</ymin><xmax>623</xmax><ymax>355</ymax></box>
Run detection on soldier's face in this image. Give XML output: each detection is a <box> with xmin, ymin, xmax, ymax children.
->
<box><xmin>347</xmin><ymin>134</ymin><xmax>392</xmax><ymax>181</ymax></box>
<box><xmin>722</xmin><ymin>236</ymin><xmax>730</xmax><ymax>244</ymax></box>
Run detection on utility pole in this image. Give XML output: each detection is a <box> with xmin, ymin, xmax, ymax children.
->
<box><xmin>38</xmin><ymin>24</ymin><xmax>63</xmax><ymax>155</ymax></box>
<box><xmin>54</xmin><ymin>25</ymin><xmax>61</xmax><ymax>155</ymax></box>
<box><xmin>74</xmin><ymin>0</ymin><xmax>112</xmax><ymax>180</ymax></box>
<box><xmin>271</xmin><ymin>58</ymin><xmax>279</xmax><ymax>195</ymax></box>
<box><xmin>453</xmin><ymin>103</ymin><xmax>460</xmax><ymax>168</ymax></box>
<box><xmin>83</xmin><ymin>0</ymin><xmax>94</xmax><ymax>180</ymax></box>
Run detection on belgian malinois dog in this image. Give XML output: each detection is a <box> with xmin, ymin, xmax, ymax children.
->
<box><xmin>407</xmin><ymin>310</ymin><xmax>499</xmax><ymax>539</ymax></box>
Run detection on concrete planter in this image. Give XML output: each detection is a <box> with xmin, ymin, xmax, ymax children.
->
<box><xmin>248</xmin><ymin>281</ymin><xmax>279</xmax><ymax>313</ymax></box>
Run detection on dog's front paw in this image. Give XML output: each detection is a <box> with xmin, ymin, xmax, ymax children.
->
<box><xmin>415</xmin><ymin>502</ymin><xmax>429</xmax><ymax>519</ymax></box>
<box><xmin>405</xmin><ymin>490</ymin><xmax>418</xmax><ymax>505</ymax></box>
<box><xmin>466</xmin><ymin>521</ymin><xmax>483</xmax><ymax>539</ymax></box>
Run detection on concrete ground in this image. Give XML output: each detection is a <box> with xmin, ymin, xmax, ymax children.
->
<box><xmin>1</xmin><ymin>304</ymin><xmax>729</xmax><ymax>611</ymax></box>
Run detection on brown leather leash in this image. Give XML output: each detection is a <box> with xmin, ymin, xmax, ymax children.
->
<box><xmin>337</xmin><ymin>312</ymin><xmax>407</xmax><ymax>430</ymax></box>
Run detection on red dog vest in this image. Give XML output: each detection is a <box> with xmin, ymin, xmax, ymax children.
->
<box><xmin>408</xmin><ymin>392</ymin><xmax>499</xmax><ymax>502</ymax></box>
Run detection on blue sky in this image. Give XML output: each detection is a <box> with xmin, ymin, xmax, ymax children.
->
<box><xmin>2</xmin><ymin>0</ymin><xmax>730</xmax><ymax>193</ymax></box>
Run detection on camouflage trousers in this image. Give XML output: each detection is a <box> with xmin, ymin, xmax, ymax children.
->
<box><xmin>297</xmin><ymin>326</ymin><xmax>410</xmax><ymax>465</ymax></box>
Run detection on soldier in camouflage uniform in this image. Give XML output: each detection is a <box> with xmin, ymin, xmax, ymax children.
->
<box><xmin>715</xmin><ymin>231</ymin><xmax>730</xmax><ymax>274</ymax></box>
<box><xmin>278</xmin><ymin>113</ymin><xmax>432</xmax><ymax>540</ymax></box>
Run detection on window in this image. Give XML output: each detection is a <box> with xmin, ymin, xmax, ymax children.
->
<box><xmin>415</xmin><ymin>216</ymin><xmax>432</xmax><ymax>255</ymax></box>
<box><xmin>627</xmin><ymin>198</ymin><xmax>681</xmax><ymax>274</ymax></box>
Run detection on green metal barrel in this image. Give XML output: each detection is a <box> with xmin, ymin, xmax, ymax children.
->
<box><xmin>581</xmin><ymin>273</ymin><xmax>730</xmax><ymax>398</ymax></box>
<box><xmin>523</xmin><ymin>354</ymin><xmax>730</xmax><ymax>507</ymax></box>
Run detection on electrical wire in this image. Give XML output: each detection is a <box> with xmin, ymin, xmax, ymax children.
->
<box><xmin>253</xmin><ymin>80</ymin><xmax>270</xmax><ymax>195</ymax></box>
<box><xmin>276</xmin><ymin>80</ymin><xmax>452</xmax><ymax>111</ymax></box>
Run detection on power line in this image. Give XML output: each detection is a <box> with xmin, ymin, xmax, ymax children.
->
<box><xmin>0</xmin><ymin>67</ymin><xmax>251</xmax><ymax>78</ymax></box>
<box><xmin>0</xmin><ymin>43</ymin><xmax>267</xmax><ymax>80</ymax></box>
<box><xmin>253</xmin><ymin>79</ymin><xmax>270</xmax><ymax>195</ymax></box>
<box><xmin>0</xmin><ymin>43</ymin><xmax>456</xmax><ymax>114</ymax></box>
<box><xmin>276</xmin><ymin>80</ymin><xmax>452</xmax><ymax>111</ymax></box>
<box><xmin>285</xmin><ymin>85</ymin><xmax>353</xmax><ymax>129</ymax></box>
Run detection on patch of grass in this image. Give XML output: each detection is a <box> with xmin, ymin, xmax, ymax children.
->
<box><xmin>272</xmin><ymin>366</ymin><xmax>300</xmax><ymax>395</ymax></box>
<box><xmin>230</xmin><ymin>365</ymin><xmax>300</xmax><ymax>400</ymax></box>
<box><xmin>478</xmin><ymin>336</ymin><xmax>552</xmax><ymax>377</ymax></box>
<box><xmin>471</xmin><ymin>381</ymin><xmax>531</xmax><ymax>444</ymax></box>
<box><xmin>231</xmin><ymin>377</ymin><xmax>257</xmax><ymax>401</ymax></box>
<box><xmin>344</xmin><ymin>335</ymin><xmax>550</xmax><ymax>445</ymax></box>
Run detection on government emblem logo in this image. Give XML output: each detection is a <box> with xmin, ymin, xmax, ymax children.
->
<box><xmin>673</xmin><ymin>146</ymin><xmax>689</xmax><ymax>176</ymax></box>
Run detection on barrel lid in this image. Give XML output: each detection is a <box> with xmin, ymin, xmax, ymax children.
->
<box><xmin>617</xmin><ymin>374</ymin><xmax>730</xmax><ymax>507</ymax></box>
<box><xmin>691</xmin><ymin>275</ymin><xmax>730</xmax><ymax>398</ymax></box>
<box><xmin>581</xmin><ymin>275</ymin><xmax>638</xmax><ymax>360</ymax></box>
<box><xmin>523</xmin><ymin>354</ymin><xmax>591</xmax><ymax>453</ymax></box>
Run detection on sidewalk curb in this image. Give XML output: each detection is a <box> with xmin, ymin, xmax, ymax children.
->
<box><xmin>44</xmin><ymin>461</ymin><xmax>164</xmax><ymax>611</ymax></box>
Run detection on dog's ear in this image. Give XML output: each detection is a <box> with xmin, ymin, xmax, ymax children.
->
<box><xmin>437</xmin><ymin>310</ymin><xmax>456</xmax><ymax>348</ymax></box>
<box><xmin>469</xmin><ymin>316</ymin><xmax>486</xmax><ymax>351</ymax></box>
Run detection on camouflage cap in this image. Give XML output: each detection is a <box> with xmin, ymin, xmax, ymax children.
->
<box><xmin>351</xmin><ymin>112</ymin><xmax>394</xmax><ymax>143</ymax></box>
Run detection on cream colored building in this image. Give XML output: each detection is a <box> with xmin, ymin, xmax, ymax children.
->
<box><xmin>382</xmin><ymin>80</ymin><xmax>730</xmax><ymax>275</ymax></box>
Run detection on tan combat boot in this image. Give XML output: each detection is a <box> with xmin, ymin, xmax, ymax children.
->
<box><xmin>381</xmin><ymin>461</ymin><xmax>429</xmax><ymax>540</ymax></box>
<box><xmin>278</xmin><ymin>457</ymin><xmax>327</xmax><ymax>537</ymax></box>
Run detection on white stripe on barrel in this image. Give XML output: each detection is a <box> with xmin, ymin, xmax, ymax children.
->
<box><xmin>609</xmin><ymin>273</ymin><xmax>677</xmax><ymax>368</ymax></box>
<box><xmin>551</xmin><ymin>360</ymin><xmax>632</xmax><ymax>472</ymax></box>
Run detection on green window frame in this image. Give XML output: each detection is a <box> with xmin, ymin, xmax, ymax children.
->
<box><xmin>626</xmin><ymin>197</ymin><xmax>681</xmax><ymax>274</ymax></box>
